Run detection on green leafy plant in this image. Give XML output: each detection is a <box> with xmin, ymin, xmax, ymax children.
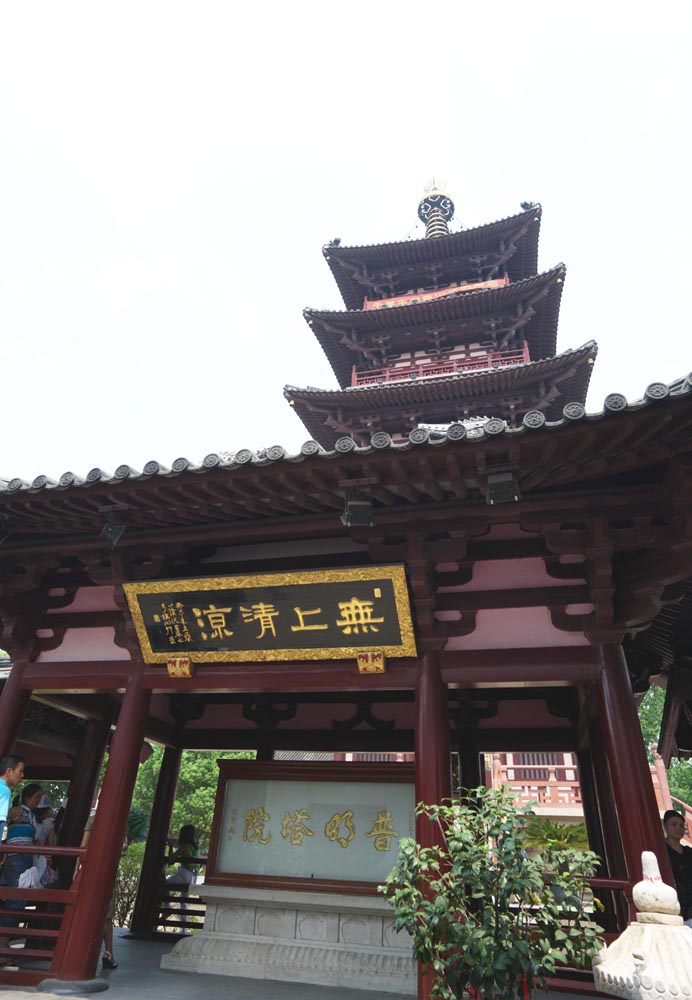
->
<box><xmin>522</xmin><ymin>817</ymin><xmax>589</xmax><ymax>852</ymax></box>
<box><xmin>381</xmin><ymin>787</ymin><xmax>602</xmax><ymax>1000</ymax></box>
<box><xmin>113</xmin><ymin>841</ymin><xmax>147</xmax><ymax>927</ymax></box>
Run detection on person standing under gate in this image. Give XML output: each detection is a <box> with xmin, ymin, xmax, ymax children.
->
<box><xmin>0</xmin><ymin>756</ymin><xmax>25</xmax><ymax>845</ymax></box>
<box><xmin>165</xmin><ymin>825</ymin><xmax>198</xmax><ymax>934</ymax></box>
<box><xmin>0</xmin><ymin>774</ymin><xmax>39</xmax><ymax>970</ymax></box>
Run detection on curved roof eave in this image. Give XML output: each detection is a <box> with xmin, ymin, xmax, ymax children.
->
<box><xmin>0</xmin><ymin>374</ymin><xmax>690</xmax><ymax>542</ymax></box>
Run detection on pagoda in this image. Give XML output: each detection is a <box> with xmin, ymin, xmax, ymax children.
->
<box><xmin>285</xmin><ymin>181</ymin><xmax>597</xmax><ymax>448</ymax></box>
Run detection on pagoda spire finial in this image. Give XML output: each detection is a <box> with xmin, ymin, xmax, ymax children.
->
<box><xmin>418</xmin><ymin>178</ymin><xmax>455</xmax><ymax>238</ymax></box>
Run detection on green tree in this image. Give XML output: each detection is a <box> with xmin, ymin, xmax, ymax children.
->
<box><xmin>638</xmin><ymin>684</ymin><xmax>692</xmax><ymax>807</ymax></box>
<box><xmin>113</xmin><ymin>842</ymin><xmax>147</xmax><ymax>927</ymax></box>
<box><xmin>669</xmin><ymin>758</ymin><xmax>692</xmax><ymax>808</ymax></box>
<box><xmin>382</xmin><ymin>788</ymin><xmax>602</xmax><ymax>1000</ymax></box>
<box><xmin>638</xmin><ymin>684</ymin><xmax>665</xmax><ymax>759</ymax></box>
<box><xmin>132</xmin><ymin>748</ymin><xmax>254</xmax><ymax>848</ymax></box>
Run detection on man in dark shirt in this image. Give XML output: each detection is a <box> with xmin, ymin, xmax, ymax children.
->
<box><xmin>663</xmin><ymin>808</ymin><xmax>692</xmax><ymax>925</ymax></box>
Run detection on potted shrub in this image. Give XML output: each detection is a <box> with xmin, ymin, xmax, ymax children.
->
<box><xmin>380</xmin><ymin>787</ymin><xmax>602</xmax><ymax>1000</ymax></box>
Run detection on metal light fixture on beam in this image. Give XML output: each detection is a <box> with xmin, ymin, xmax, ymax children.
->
<box><xmin>340</xmin><ymin>491</ymin><xmax>375</xmax><ymax>528</ymax></box>
<box><xmin>99</xmin><ymin>504</ymin><xmax>128</xmax><ymax>549</ymax></box>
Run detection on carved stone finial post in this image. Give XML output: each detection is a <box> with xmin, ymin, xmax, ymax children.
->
<box><xmin>593</xmin><ymin>851</ymin><xmax>692</xmax><ymax>999</ymax></box>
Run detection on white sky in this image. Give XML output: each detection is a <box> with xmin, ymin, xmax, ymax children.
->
<box><xmin>1</xmin><ymin>2</ymin><xmax>690</xmax><ymax>482</ymax></box>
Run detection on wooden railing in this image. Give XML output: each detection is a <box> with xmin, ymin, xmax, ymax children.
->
<box><xmin>648</xmin><ymin>746</ymin><xmax>692</xmax><ymax>844</ymax></box>
<box><xmin>0</xmin><ymin>843</ymin><xmax>85</xmax><ymax>988</ymax></box>
<box><xmin>351</xmin><ymin>343</ymin><xmax>530</xmax><ymax>388</ymax></box>
<box><xmin>154</xmin><ymin>855</ymin><xmax>208</xmax><ymax>937</ymax></box>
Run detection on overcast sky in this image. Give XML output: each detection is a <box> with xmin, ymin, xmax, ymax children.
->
<box><xmin>1</xmin><ymin>2</ymin><xmax>690</xmax><ymax>482</ymax></box>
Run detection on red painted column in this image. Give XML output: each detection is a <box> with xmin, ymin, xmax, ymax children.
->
<box><xmin>59</xmin><ymin>716</ymin><xmax>112</xmax><ymax>847</ymax></box>
<box><xmin>55</xmin><ymin>715</ymin><xmax>112</xmax><ymax>888</ymax></box>
<box><xmin>415</xmin><ymin>651</ymin><xmax>451</xmax><ymax>834</ymax></box>
<box><xmin>129</xmin><ymin>746</ymin><xmax>182</xmax><ymax>936</ymax></box>
<box><xmin>414</xmin><ymin>650</ymin><xmax>451</xmax><ymax>1000</ymax></box>
<box><xmin>55</xmin><ymin>672</ymin><xmax>151</xmax><ymax>981</ymax></box>
<box><xmin>0</xmin><ymin>659</ymin><xmax>31</xmax><ymax>759</ymax></box>
<box><xmin>594</xmin><ymin>642</ymin><xmax>673</xmax><ymax>885</ymax></box>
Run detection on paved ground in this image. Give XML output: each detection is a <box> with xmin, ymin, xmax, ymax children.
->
<box><xmin>4</xmin><ymin>930</ymin><xmax>597</xmax><ymax>999</ymax></box>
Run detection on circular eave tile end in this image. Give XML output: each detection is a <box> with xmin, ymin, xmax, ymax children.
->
<box><xmin>604</xmin><ymin>393</ymin><xmax>628</xmax><ymax>413</ymax></box>
<box><xmin>522</xmin><ymin>410</ymin><xmax>546</xmax><ymax>429</ymax></box>
<box><xmin>562</xmin><ymin>402</ymin><xmax>586</xmax><ymax>421</ymax></box>
<box><xmin>645</xmin><ymin>382</ymin><xmax>669</xmax><ymax>402</ymax></box>
<box><xmin>484</xmin><ymin>418</ymin><xmax>506</xmax><ymax>436</ymax></box>
<box><xmin>445</xmin><ymin>424</ymin><xmax>467</xmax><ymax>441</ymax></box>
<box><xmin>370</xmin><ymin>432</ymin><xmax>392</xmax><ymax>449</ymax></box>
<box><xmin>409</xmin><ymin>428</ymin><xmax>430</xmax><ymax>444</ymax></box>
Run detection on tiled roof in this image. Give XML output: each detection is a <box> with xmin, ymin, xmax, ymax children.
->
<box><xmin>324</xmin><ymin>206</ymin><xmax>542</xmax><ymax>310</ymax></box>
<box><xmin>0</xmin><ymin>375</ymin><xmax>690</xmax><ymax>546</ymax></box>
<box><xmin>305</xmin><ymin>267</ymin><xmax>565</xmax><ymax>388</ymax></box>
<box><xmin>285</xmin><ymin>342</ymin><xmax>597</xmax><ymax>449</ymax></box>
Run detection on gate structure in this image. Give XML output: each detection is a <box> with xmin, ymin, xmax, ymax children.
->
<box><xmin>1</xmin><ymin>186</ymin><xmax>692</xmax><ymax>996</ymax></box>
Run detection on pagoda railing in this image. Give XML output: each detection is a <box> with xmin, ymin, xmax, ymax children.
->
<box><xmin>351</xmin><ymin>343</ymin><xmax>530</xmax><ymax>388</ymax></box>
<box><xmin>492</xmin><ymin>759</ymin><xmax>583</xmax><ymax>813</ymax></box>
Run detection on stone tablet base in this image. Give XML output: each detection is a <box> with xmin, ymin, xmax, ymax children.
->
<box><xmin>160</xmin><ymin>884</ymin><xmax>416</xmax><ymax>995</ymax></box>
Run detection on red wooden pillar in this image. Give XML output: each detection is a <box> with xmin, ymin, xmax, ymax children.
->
<box><xmin>414</xmin><ymin>650</ymin><xmax>451</xmax><ymax>1000</ymax></box>
<box><xmin>59</xmin><ymin>716</ymin><xmax>113</xmax><ymax>847</ymax></box>
<box><xmin>0</xmin><ymin>659</ymin><xmax>31</xmax><ymax>759</ymax></box>
<box><xmin>129</xmin><ymin>746</ymin><xmax>182</xmax><ymax>936</ymax></box>
<box><xmin>54</xmin><ymin>672</ymin><xmax>151</xmax><ymax>982</ymax></box>
<box><xmin>594</xmin><ymin>642</ymin><xmax>673</xmax><ymax>885</ymax></box>
<box><xmin>55</xmin><ymin>715</ymin><xmax>113</xmax><ymax>888</ymax></box>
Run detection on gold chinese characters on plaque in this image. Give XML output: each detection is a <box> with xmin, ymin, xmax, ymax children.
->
<box><xmin>123</xmin><ymin>566</ymin><xmax>416</xmax><ymax>665</ymax></box>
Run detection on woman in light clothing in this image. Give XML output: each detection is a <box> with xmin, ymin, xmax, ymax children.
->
<box><xmin>165</xmin><ymin>825</ymin><xmax>198</xmax><ymax>933</ymax></box>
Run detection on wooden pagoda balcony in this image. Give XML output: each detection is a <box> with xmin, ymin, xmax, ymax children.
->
<box><xmin>351</xmin><ymin>342</ymin><xmax>530</xmax><ymax>388</ymax></box>
<box><xmin>491</xmin><ymin>753</ymin><xmax>583</xmax><ymax>817</ymax></box>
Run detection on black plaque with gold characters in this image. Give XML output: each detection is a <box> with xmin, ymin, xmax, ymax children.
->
<box><xmin>124</xmin><ymin>565</ymin><xmax>416</xmax><ymax>664</ymax></box>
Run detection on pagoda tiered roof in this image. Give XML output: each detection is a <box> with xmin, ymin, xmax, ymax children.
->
<box><xmin>285</xmin><ymin>341</ymin><xmax>597</xmax><ymax>450</ymax></box>
<box><xmin>305</xmin><ymin>267</ymin><xmax>566</xmax><ymax>389</ymax></box>
<box><xmin>324</xmin><ymin>206</ymin><xmax>542</xmax><ymax>310</ymax></box>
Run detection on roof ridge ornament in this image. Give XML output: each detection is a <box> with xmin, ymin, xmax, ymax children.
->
<box><xmin>418</xmin><ymin>178</ymin><xmax>455</xmax><ymax>238</ymax></box>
